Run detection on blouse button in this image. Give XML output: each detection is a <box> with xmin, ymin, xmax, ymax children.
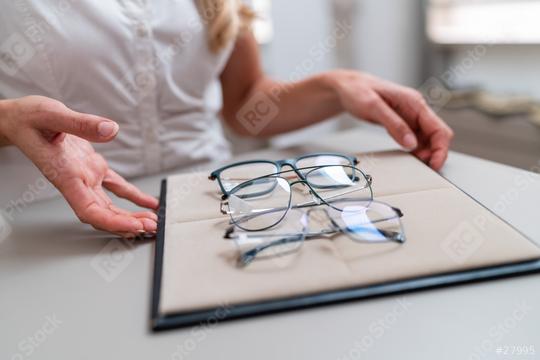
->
<box><xmin>136</xmin><ymin>25</ymin><xmax>149</xmax><ymax>38</ymax></box>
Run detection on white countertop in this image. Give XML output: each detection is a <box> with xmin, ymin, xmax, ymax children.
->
<box><xmin>1</xmin><ymin>128</ymin><xmax>539</xmax><ymax>360</ymax></box>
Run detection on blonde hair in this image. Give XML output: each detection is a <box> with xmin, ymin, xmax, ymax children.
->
<box><xmin>196</xmin><ymin>0</ymin><xmax>255</xmax><ymax>53</ymax></box>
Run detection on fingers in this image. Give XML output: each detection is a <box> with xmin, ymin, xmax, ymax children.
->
<box><xmin>376</xmin><ymin>82</ymin><xmax>454</xmax><ymax>170</ymax></box>
<box><xmin>60</xmin><ymin>178</ymin><xmax>156</xmax><ymax>234</ymax></box>
<box><xmin>87</xmin><ymin>190</ymin><xmax>157</xmax><ymax>233</ymax></box>
<box><xmin>415</xmin><ymin>106</ymin><xmax>453</xmax><ymax>170</ymax></box>
<box><xmin>410</xmin><ymin>118</ymin><xmax>452</xmax><ymax>170</ymax></box>
<box><xmin>94</xmin><ymin>189</ymin><xmax>158</xmax><ymax>232</ymax></box>
<box><xmin>427</xmin><ymin>130</ymin><xmax>452</xmax><ymax>171</ymax></box>
<box><xmin>111</xmin><ymin>207</ymin><xmax>158</xmax><ymax>222</ymax></box>
<box><xmin>103</xmin><ymin>170</ymin><xmax>159</xmax><ymax>210</ymax></box>
<box><xmin>418</xmin><ymin>105</ymin><xmax>454</xmax><ymax>145</ymax></box>
<box><xmin>108</xmin><ymin>204</ymin><xmax>158</xmax><ymax>232</ymax></box>
<box><xmin>84</xmin><ymin>203</ymin><xmax>148</xmax><ymax>233</ymax></box>
<box><xmin>365</xmin><ymin>93</ymin><xmax>418</xmax><ymax>150</ymax></box>
<box><xmin>71</xmin><ymin>195</ymin><xmax>146</xmax><ymax>233</ymax></box>
<box><xmin>84</xmin><ymin>204</ymin><xmax>157</xmax><ymax>234</ymax></box>
<box><xmin>30</xmin><ymin>102</ymin><xmax>119</xmax><ymax>143</ymax></box>
<box><xmin>413</xmin><ymin>147</ymin><xmax>431</xmax><ymax>164</ymax></box>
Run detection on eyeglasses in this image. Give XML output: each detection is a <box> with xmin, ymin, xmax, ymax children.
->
<box><xmin>219</xmin><ymin>164</ymin><xmax>373</xmax><ymax>231</ymax></box>
<box><xmin>209</xmin><ymin>153</ymin><xmax>358</xmax><ymax>196</ymax></box>
<box><xmin>224</xmin><ymin>199</ymin><xmax>406</xmax><ymax>267</ymax></box>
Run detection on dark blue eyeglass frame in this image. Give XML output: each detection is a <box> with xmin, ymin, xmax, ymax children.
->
<box><xmin>208</xmin><ymin>152</ymin><xmax>359</xmax><ymax>197</ymax></box>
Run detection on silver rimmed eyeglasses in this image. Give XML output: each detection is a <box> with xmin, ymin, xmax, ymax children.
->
<box><xmin>224</xmin><ymin>199</ymin><xmax>406</xmax><ymax>267</ymax></box>
<box><xmin>216</xmin><ymin>164</ymin><xmax>374</xmax><ymax>231</ymax></box>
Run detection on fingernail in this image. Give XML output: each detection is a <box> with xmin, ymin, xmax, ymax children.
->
<box><xmin>402</xmin><ymin>134</ymin><xmax>417</xmax><ymax>150</ymax></box>
<box><xmin>98</xmin><ymin>122</ymin><xmax>118</xmax><ymax>138</ymax></box>
<box><xmin>142</xmin><ymin>218</ymin><xmax>157</xmax><ymax>232</ymax></box>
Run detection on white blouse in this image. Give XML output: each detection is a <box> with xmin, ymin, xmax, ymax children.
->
<box><xmin>0</xmin><ymin>0</ymin><xmax>233</xmax><ymax>204</ymax></box>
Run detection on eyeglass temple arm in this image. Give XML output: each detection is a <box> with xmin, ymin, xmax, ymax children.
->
<box><xmin>231</xmin><ymin>217</ymin><xmax>404</xmax><ymax>266</ymax></box>
<box><xmin>237</xmin><ymin>234</ymin><xmax>305</xmax><ymax>267</ymax></box>
<box><xmin>222</xmin><ymin>181</ymin><xmax>376</xmax><ymax>221</ymax></box>
<box><xmin>235</xmin><ymin>225</ymin><xmax>403</xmax><ymax>267</ymax></box>
<box><xmin>224</xmin><ymin>226</ymin><xmax>338</xmax><ymax>240</ymax></box>
<box><xmin>221</xmin><ymin>201</ymin><xmax>307</xmax><ymax>218</ymax></box>
<box><xmin>295</xmin><ymin>182</ymin><xmax>371</xmax><ymax>208</ymax></box>
<box><xmin>221</xmin><ymin>194</ymin><xmax>401</xmax><ymax>226</ymax></box>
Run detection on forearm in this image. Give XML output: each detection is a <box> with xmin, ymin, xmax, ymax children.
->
<box><xmin>224</xmin><ymin>71</ymin><xmax>344</xmax><ymax>137</ymax></box>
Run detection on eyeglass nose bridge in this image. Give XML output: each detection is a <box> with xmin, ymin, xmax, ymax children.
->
<box><xmin>304</xmin><ymin>206</ymin><xmax>339</xmax><ymax>230</ymax></box>
<box><xmin>288</xmin><ymin>179</ymin><xmax>308</xmax><ymax>187</ymax></box>
<box><xmin>276</xmin><ymin>161</ymin><xmax>310</xmax><ymax>181</ymax></box>
<box><xmin>288</xmin><ymin>179</ymin><xmax>323</xmax><ymax>205</ymax></box>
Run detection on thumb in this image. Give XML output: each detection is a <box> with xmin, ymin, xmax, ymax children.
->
<box><xmin>36</xmin><ymin>107</ymin><xmax>119</xmax><ymax>143</ymax></box>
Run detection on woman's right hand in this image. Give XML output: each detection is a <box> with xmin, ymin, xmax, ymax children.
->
<box><xmin>0</xmin><ymin>96</ymin><xmax>159</xmax><ymax>236</ymax></box>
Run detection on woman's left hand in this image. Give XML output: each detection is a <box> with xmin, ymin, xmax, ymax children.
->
<box><xmin>331</xmin><ymin>70</ymin><xmax>454</xmax><ymax>170</ymax></box>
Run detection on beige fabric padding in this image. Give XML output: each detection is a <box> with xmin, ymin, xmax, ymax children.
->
<box><xmin>159</xmin><ymin>151</ymin><xmax>540</xmax><ymax>314</ymax></box>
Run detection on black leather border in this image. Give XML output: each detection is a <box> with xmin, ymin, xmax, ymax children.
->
<box><xmin>150</xmin><ymin>178</ymin><xmax>540</xmax><ymax>332</ymax></box>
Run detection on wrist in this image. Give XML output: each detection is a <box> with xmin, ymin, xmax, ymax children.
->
<box><xmin>0</xmin><ymin>99</ymin><xmax>14</xmax><ymax>146</ymax></box>
<box><xmin>324</xmin><ymin>69</ymin><xmax>364</xmax><ymax>93</ymax></box>
<box><xmin>316</xmin><ymin>71</ymin><xmax>347</xmax><ymax>111</ymax></box>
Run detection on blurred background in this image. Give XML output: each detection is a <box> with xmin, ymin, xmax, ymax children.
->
<box><xmin>230</xmin><ymin>0</ymin><xmax>540</xmax><ymax>171</ymax></box>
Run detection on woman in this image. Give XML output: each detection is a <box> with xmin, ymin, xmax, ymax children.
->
<box><xmin>0</xmin><ymin>0</ymin><xmax>453</xmax><ymax>236</ymax></box>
